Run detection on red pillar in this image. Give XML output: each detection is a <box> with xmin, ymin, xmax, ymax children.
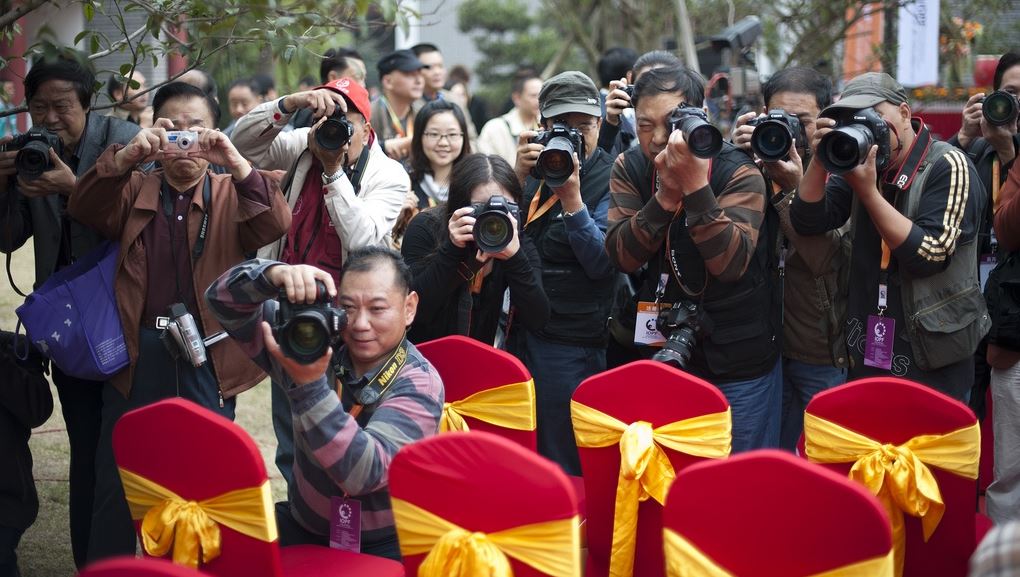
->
<box><xmin>1</xmin><ymin>12</ymin><xmax>29</xmax><ymax>132</ymax></box>
<box><xmin>167</xmin><ymin>20</ymin><xmax>188</xmax><ymax>78</ymax></box>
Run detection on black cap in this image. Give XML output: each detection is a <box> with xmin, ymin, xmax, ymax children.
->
<box><xmin>539</xmin><ymin>71</ymin><xmax>602</xmax><ymax>118</ymax></box>
<box><xmin>377</xmin><ymin>49</ymin><xmax>426</xmax><ymax>77</ymax></box>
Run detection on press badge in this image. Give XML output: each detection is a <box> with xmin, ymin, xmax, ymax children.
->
<box><xmin>635</xmin><ymin>274</ymin><xmax>670</xmax><ymax>346</ymax></box>
<box><xmin>329</xmin><ymin>496</ymin><xmax>361</xmax><ymax>553</ymax></box>
<box><xmin>863</xmin><ymin>315</ymin><xmax>895</xmax><ymax>371</ymax></box>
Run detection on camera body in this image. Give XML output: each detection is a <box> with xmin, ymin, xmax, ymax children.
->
<box><xmin>160</xmin><ymin>303</ymin><xmax>208</xmax><ymax>367</ymax></box>
<box><xmin>530</xmin><ymin>122</ymin><xmax>585</xmax><ymax>187</ymax></box>
<box><xmin>273</xmin><ymin>281</ymin><xmax>347</xmax><ymax>364</ymax></box>
<box><xmin>166</xmin><ymin>130</ymin><xmax>199</xmax><ymax>151</ymax></box>
<box><xmin>747</xmin><ymin>109</ymin><xmax>807</xmax><ymax>162</ymax></box>
<box><xmin>622</xmin><ymin>84</ymin><xmax>635</xmax><ymax>103</ymax></box>
<box><xmin>316</xmin><ymin>110</ymin><xmax>355</xmax><ymax>151</ymax></box>
<box><xmin>982</xmin><ymin>91</ymin><xmax>1020</xmax><ymax>127</ymax></box>
<box><xmin>0</xmin><ymin>127</ymin><xmax>64</xmax><ymax>180</ymax></box>
<box><xmin>816</xmin><ymin>107</ymin><xmax>892</xmax><ymax>175</ymax></box>
<box><xmin>651</xmin><ymin>301</ymin><xmax>700</xmax><ymax>369</ymax></box>
<box><xmin>668</xmin><ymin>105</ymin><xmax>723</xmax><ymax>158</ymax></box>
<box><xmin>471</xmin><ymin>195</ymin><xmax>520</xmax><ymax>254</ymax></box>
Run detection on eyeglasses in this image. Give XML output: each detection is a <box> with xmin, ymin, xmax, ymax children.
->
<box><xmin>423</xmin><ymin>132</ymin><xmax>464</xmax><ymax>143</ymax></box>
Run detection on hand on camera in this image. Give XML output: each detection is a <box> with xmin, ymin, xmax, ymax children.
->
<box><xmin>475</xmin><ymin>212</ymin><xmax>520</xmax><ymax>263</ymax></box>
<box><xmin>448</xmin><ymin>206</ymin><xmax>476</xmax><ymax>248</ymax></box>
<box><xmin>0</xmin><ymin>135</ymin><xmax>16</xmax><ymax>181</ymax></box>
<box><xmin>515</xmin><ymin>130</ymin><xmax>543</xmax><ymax>185</ymax></box>
<box><xmin>181</xmin><ymin>125</ymin><xmax>251</xmax><ymax>180</ymax></box>
<box><xmin>549</xmin><ymin>152</ymin><xmax>582</xmax><ymax>210</ymax></box>
<box><xmin>655</xmin><ymin>128</ymin><xmax>709</xmax><ymax>202</ymax></box>
<box><xmin>260</xmin><ymin>321</ymin><xmax>332</xmax><ymax>386</ymax></box>
<box><xmin>763</xmin><ymin>144</ymin><xmax>804</xmax><ymax>193</ymax></box>
<box><xmin>307</xmin><ymin>116</ymin><xmax>349</xmax><ymax>176</ymax></box>
<box><xmin>731</xmin><ymin>111</ymin><xmax>758</xmax><ymax>152</ymax></box>
<box><xmin>605</xmin><ymin>78</ymin><xmax>632</xmax><ymax>127</ymax></box>
<box><xmin>265</xmin><ymin>263</ymin><xmax>337</xmax><ymax>304</ymax></box>
<box><xmin>957</xmin><ymin>93</ymin><xmax>984</xmax><ymax>150</ymax></box>
<box><xmin>283</xmin><ymin>89</ymin><xmax>347</xmax><ymax>121</ymax></box>
<box><xmin>844</xmin><ymin>145</ymin><xmax>880</xmax><ymax>199</ymax></box>
<box><xmin>16</xmin><ymin>148</ymin><xmax>74</xmax><ymax>198</ymax></box>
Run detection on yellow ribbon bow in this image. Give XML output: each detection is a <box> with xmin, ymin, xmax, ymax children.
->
<box><xmin>570</xmin><ymin>401</ymin><xmax>731</xmax><ymax>577</ymax></box>
<box><xmin>441</xmin><ymin>379</ymin><xmax>537</xmax><ymax>433</ymax></box>
<box><xmin>663</xmin><ymin>528</ymin><xmax>895</xmax><ymax>577</ymax></box>
<box><xmin>392</xmin><ymin>497</ymin><xmax>581</xmax><ymax>577</ymax></box>
<box><xmin>119</xmin><ymin>467</ymin><xmax>278</xmax><ymax>568</ymax></box>
<box><xmin>803</xmin><ymin>413</ymin><xmax>980</xmax><ymax>577</ymax></box>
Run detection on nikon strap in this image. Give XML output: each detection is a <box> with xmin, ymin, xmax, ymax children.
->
<box><xmin>336</xmin><ymin>337</ymin><xmax>409</xmax><ymax>417</ymax></box>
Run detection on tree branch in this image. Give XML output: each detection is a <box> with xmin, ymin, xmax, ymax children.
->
<box><xmin>0</xmin><ymin>0</ymin><xmax>48</xmax><ymax>33</ymax></box>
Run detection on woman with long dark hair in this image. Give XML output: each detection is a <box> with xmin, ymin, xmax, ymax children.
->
<box><xmin>401</xmin><ymin>153</ymin><xmax>549</xmax><ymax>346</ymax></box>
<box><xmin>409</xmin><ymin>99</ymin><xmax>471</xmax><ymax>207</ymax></box>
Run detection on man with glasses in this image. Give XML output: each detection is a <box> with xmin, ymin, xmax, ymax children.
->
<box><xmin>514</xmin><ymin>71</ymin><xmax>615</xmax><ymax>475</ymax></box>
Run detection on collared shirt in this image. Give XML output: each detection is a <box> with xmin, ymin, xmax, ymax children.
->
<box><xmin>970</xmin><ymin>521</ymin><xmax>1020</xmax><ymax>577</ymax></box>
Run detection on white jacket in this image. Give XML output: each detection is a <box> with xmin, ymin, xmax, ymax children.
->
<box><xmin>231</xmin><ymin>98</ymin><xmax>409</xmax><ymax>259</ymax></box>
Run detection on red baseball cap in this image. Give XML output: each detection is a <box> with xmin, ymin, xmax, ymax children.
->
<box><xmin>318</xmin><ymin>77</ymin><xmax>371</xmax><ymax>123</ymax></box>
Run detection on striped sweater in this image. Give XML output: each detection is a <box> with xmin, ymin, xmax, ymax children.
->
<box><xmin>205</xmin><ymin>259</ymin><xmax>443</xmax><ymax>547</ymax></box>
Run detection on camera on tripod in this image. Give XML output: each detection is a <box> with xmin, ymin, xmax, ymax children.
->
<box><xmin>530</xmin><ymin>122</ymin><xmax>585</xmax><ymax>187</ymax></box>
<box><xmin>982</xmin><ymin>91</ymin><xmax>1020</xmax><ymax>127</ymax></box>
<box><xmin>747</xmin><ymin>109</ymin><xmax>807</xmax><ymax>162</ymax></box>
<box><xmin>272</xmin><ymin>280</ymin><xmax>347</xmax><ymax>363</ymax></box>
<box><xmin>471</xmin><ymin>195</ymin><xmax>520</xmax><ymax>254</ymax></box>
<box><xmin>651</xmin><ymin>301</ymin><xmax>700</xmax><ymax>370</ymax></box>
<box><xmin>816</xmin><ymin>107</ymin><xmax>891</xmax><ymax>175</ymax></box>
<box><xmin>0</xmin><ymin>127</ymin><xmax>64</xmax><ymax>180</ymax></box>
<box><xmin>316</xmin><ymin>110</ymin><xmax>354</xmax><ymax>151</ymax></box>
<box><xmin>668</xmin><ymin>105</ymin><xmax>723</xmax><ymax>158</ymax></box>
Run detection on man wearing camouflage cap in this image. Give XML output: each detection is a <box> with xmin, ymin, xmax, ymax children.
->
<box><xmin>791</xmin><ymin>72</ymin><xmax>988</xmax><ymax>399</ymax></box>
<box><xmin>514</xmin><ymin>71</ymin><xmax>615</xmax><ymax>475</ymax></box>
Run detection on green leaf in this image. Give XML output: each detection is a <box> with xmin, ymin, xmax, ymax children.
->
<box><xmin>73</xmin><ymin>30</ymin><xmax>90</xmax><ymax>46</ymax></box>
<box><xmin>90</xmin><ymin>34</ymin><xmax>100</xmax><ymax>54</ymax></box>
<box><xmin>120</xmin><ymin>62</ymin><xmax>133</xmax><ymax>76</ymax></box>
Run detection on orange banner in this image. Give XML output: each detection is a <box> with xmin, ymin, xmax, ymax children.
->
<box><xmin>842</xmin><ymin>3</ymin><xmax>885</xmax><ymax>84</ymax></box>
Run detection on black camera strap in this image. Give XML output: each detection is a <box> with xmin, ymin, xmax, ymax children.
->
<box><xmin>335</xmin><ymin>336</ymin><xmax>409</xmax><ymax>416</ymax></box>
<box><xmin>160</xmin><ymin>174</ymin><xmax>212</xmax><ymax>261</ymax></box>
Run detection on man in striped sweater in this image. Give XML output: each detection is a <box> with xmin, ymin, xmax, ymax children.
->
<box><xmin>206</xmin><ymin>246</ymin><xmax>443</xmax><ymax>560</ymax></box>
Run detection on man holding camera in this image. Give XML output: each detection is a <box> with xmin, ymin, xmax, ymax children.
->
<box><xmin>69</xmin><ymin>81</ymin><xmax>292</xmax><ymax>561</ymax></box>
<box><xmin>0</xmin><ymin>53</ymin><xmax>142</xmax><ymax>568</ymax></box>
<box><xmin>605</xmin><ymin>64</ymin><xmax>782</xmax><ymax>452</ymax></box>
<box><xmin>791</xmin><ymin>72</ymin><xmax>986</xmax><ymax>400</ymax></box>
<box><xmin>730</xmin><ymin>67</ymin><xmax>850</xmax><ymax>450</ymax></box>
<box><xmin>513</xmin><ymin>71</ymin><xmax>614</xmax><ymax>474</ymax></box>
<box><xmin>206</xmin><ymin>247</ymin><xmax>443</xmax><ymax>560</ymax></box>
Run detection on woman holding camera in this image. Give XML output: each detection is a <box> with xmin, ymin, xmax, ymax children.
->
<box><xmin>401</xmin><ymin>153</ymin><xmax>549</xmax><ymax>346</ymax></box>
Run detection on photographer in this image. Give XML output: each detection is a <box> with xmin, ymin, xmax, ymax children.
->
<box><xmin>605</xmin><ymin>63</ymin><xmax>781</xmax><ymax>453</ymax></box>
<box><xmin>206</xmin><ymin>248</ymin><xmax>443</xmax><ymax>560</ymax></box>
<box><xmin>0</xmin><ymin>52</ymin><xmax>142</xmax><ymax>568</ymax></box>
<box><xmin>791</xmin><ymin>72</ymin><xmax>985</xmax><ymax>400</ymax></box>
<box><xmin>371</xmin><ymin>49</ymin><xmax>426</xmax><ymax>163</ymax></box>
<box><xmin>69</xmin><ymin>81</ymin><xmax>291</xmax><ymax>561</ymax></box>
<box><xmin>730</xmin><ymin>67</ymin><xmax>849</xmax><ymax>450</ymax></box>
<box><xmin>401</xmin><ymin>153</ymin><xmax>549</xmax><ymax>346</ymax></box>
<box><xmin>513</xmin><ymin>71</ymin><xmax>614</xmax><ymax>474</ymax></box>
<box><xmin>600</xmin><ymin>50</ymin><xmax>681</xmax><ymax>156</ymax></box>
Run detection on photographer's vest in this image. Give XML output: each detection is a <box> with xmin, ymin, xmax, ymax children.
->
<box><xmin>621</xmin><ymin>143</ymin><xmax>782</xmax><ymax>382</ymax></box>
<box><xmin>521</xmin><ymin>148</ymin><xmax>615</xmax><ymax>347</ymax></box>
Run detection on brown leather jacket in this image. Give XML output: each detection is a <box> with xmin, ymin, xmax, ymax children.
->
<box><xmin>70</xmin><ymin>145</ymin><xmax>291</xmax><ymax>399</ymax></box>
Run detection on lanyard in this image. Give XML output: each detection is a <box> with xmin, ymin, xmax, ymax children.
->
<box><xmin>877</xmin><ymin>241</ymin><xmax>891</xmax><ymax>314</ymax></box>
<box><xmin>160</xmin><ymin>174</ymin><xmax>212</xmax><ymax>261</ymax></box>
<box><xmin>334</xmin><ymin>337</ymin><xmax>409</xmax><ymax>417</ymax></box>
<box><xmin>380</xmin><ymin>96</ymin><xmax>411</xmax><ymax>139</ymax></box>
<box><xmin>993</xmin><ymin>157</ymin><xmax>1001</xmax><ymax>213</ymax></box>
<box><xmin>525</xmin><ymin>181</ymin><xmax>558</xmax><ymax>227</ymax></box>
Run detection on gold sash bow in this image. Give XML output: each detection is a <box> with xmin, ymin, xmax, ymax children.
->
<box><xmin>803</xmin><ymin>413</ymin><xmax>980</xmax><ymax>577</ymax></box>
<box><xmin>570</xmin><ymin>401</ymin><xmax>731</xmax><ymax>577</ymax></box>
<box><xmin>441</xmin><ymin>379</ymin><xmax>537</xmax><ymax>433</ymax></box>
<box><xmin>392</xmin><ymin>497</ymin><xmax>580</xmax><ymax>577</ymax></box>
<box><xmin>119</xmin><ymin>467</ymin><xmax>278</xmax><ymax>568</ymax></box>
<box><xmin>663</xmin><ymin>528</ymin><xmax>895</xmax><ymax>577</ymax></box>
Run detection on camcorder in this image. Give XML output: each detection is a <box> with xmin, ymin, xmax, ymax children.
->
<box><xmin>982</xmin><ymin>90</ymin><xmax>1020</xmax><ymax>127</ymax></box>
<box><xmin>166</xmin><ymin>130</ymin><xmax>198</xmax><ymax>151</ymax></box>
<box><xmin>0</xmin><ymin>127</ymin><xmax>64</xmax><ymax>180</ymax></box>
<box><xmin>159</xmin><ymin>303</ymin><xmax>229</xmax><ymax>368</ymax></box>
<box><xmin>273</xmin><ymin>280</ymin><xmax>347</xmax><ymax>364</ymax></box>
<box><xmin>530</xmin><ymin>122</ymin><xmax>585</xmax><ymax>187</ymax></box>
<box><xmin>316</xmin><ymin>110</ymin><xmax>355</xmax><ymax>150</ymax></box>
<box><xmin>816</xmin><ymin>108</ymin><xmax>891</xmax><ymax>176</ymax></box>
<box><xmin>651</xmin><ymin>301</ymin><xmax>700</xmax><ymax>370</ymax></box>
<box><xmin>472</xmin><ymin>195</ymin><xmax>520</xmax><ymax>254</ymax></box>
<box><xmin>668</xmin><ymin>105</ymin><xmax>723</xmax><ymax>158</ymax></box>
<box><xmin>747</xmin><ymin>109</ymin><xmax>807</xmax><ymax>162</ymax></box>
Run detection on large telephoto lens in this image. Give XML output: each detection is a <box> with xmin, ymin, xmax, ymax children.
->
<box><xmin>535</xmin><ymin>136</ymin><xmax>575</xmax><ymax>187</ymax></box>
<box><xmin>281</xmin><ymin>313</ymin><xmax>330</xmax><ymax>363</ymax></box>
<box><xmin>316</xmin><ymin>115</ymin><xmax>353</xmax><ymax>150</ymax></box>
<box><xmin>677</xmin><ymin>116</ymin><xmax>723</xmax><ymax>158</ymax></box>
<box><xmin>15</xmin><ymin>141</ymin><xmax>52</xmax><ymax>180</ymax></box>
<box><xmin>818</xmin><ymin>125</ymin><xmax>875</xmax><ymax>175</ymax></box>
<box><xmin>751</xmin><ymin>120</ymin><xmax>794</xmax><ymax>162</ymax></box>
<box><xmin>473</xmin><ymin>211</ymin><xmax>514</xmax><ymax>253</ymax></box>
<box><xmin>984</xmin><ymin>91</ymin><xmax>1020</xmax><ymax>127</ymax></box>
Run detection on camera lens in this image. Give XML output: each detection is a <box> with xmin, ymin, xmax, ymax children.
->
<box><xmin>535</xmin><ymin>136</ymin><xmax>575</xmax><ymax>187</ymax></box>
<box><xmin>651</xmin><ymin>326</ymin><xmax>697</xmax><ymax>369</ymax></box>
<box><xmin>473</xmin><ymin>211</ymin><xmax>513</xmax><ymax>253</ymax></box>
<box><xmin>281</xmin><ymin>314</ymin><xmax>330</xmax><ymax>363</ymax></box>
<box><xmin>316</xmin><ymin>116</ymin><xmax>353</xmax><ymax>150</ymax></box>
<box><xmin>818</xmin><ymin>125</ymin><xmax>874</xmax><ymax>175</ymax></box>
<box><xmin>678</xmin><ymin>117</ymin><xmax>723</xmax><ymax>158</ymax></box>
<box><xmin>751</xmin><ymin>121</ymin><xmax>793</xmax><ymax>162</ymax></box>
<box><xmin>984</xmin><ymin>91</ymin><xmax>1019</xmax><ymax>127</ymax></box>
<box><xmin>15</xmin><ymin>143</ymin><xmax>51</xmax><ymax>180</ymax></box>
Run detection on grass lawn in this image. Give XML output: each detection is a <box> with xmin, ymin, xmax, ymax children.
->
<box><xmin>3</xmin><ymin>240</ymin><xmax>286</xmax><ymax>576</ymax></box>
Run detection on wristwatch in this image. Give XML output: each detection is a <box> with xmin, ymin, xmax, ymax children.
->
<box><xmin>322</xmin><ymin>170</ymin><xmax>344</xmax><ymax>185</ymax></box>
<box><xmin>561</xmin><ymin>207</ymin><xmax>584</xmax><ymax>218</ymax></box>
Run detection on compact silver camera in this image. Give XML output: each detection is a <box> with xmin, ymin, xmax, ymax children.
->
<box><xmin>166</xmin><ymin>130</ymin><xmax>198</xmax><ymax>151</ymax></box>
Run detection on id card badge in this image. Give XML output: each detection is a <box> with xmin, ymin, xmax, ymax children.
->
<box><xmin>863</xmin><ymin>314</ymin><xmax>895</xmax><ymax>371</ymax></box>
<box><xmin>635</xmin><ymin>302</ymin><xmax>670</xmax><ymax>346</ymax></box>
<box><xmin>329</xmin><ymin>496</ymin><xmax>361</xmax><ymax>553</ymax></box>
<box><xmin>980</xmin><ymin>253</ymin><xmax>998</xmax><ymax>291</ymax></box>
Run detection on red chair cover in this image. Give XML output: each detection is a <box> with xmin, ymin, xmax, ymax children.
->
<box><xmin>416</xmin><ymin>335</ymin><xmax>538</xmax><ymax>451</ymax></box>
<box><xmin>804</xmin><ymin>377</ymin><xmax>984</xmax><ymax>577</ymax></box>
<box><xmin>79</xmin><ymin>556</ymin><xmax>211</xmax><ymax>577</ymax></box>
<box><xmin>573</xmin><ymin>360</ymin><xmax>729</xmax><ymax>577</ymax></box>
<box><xmin>664</xmin><ymin>450</ymin><xmax>893</xmax><ymax>576</ymax></box>
<box><xmin>389</xmin><ymin>430</ymin><xmax>580</xmax><ymax>577</ymax></box>
<box><xmin>113</xmin><ymin>398</ymin><xmax>403</xmax><ymax>577</ymax></box>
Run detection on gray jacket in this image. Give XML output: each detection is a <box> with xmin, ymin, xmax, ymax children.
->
<box><xmin>0</xmin><ymin>112</ymin><xmax>141</xmax><ymax>287</ymax></box>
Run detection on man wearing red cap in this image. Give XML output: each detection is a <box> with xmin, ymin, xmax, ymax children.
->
<box><xmin>230</xmin><ymin>77</ymin><xmax>410</xmax><ymax>490</ymax></box>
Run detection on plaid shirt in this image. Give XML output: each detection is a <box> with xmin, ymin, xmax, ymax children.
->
<box><xmin>971</xmin><ymin>521</ymin><xmax>1020</xmax><ymax>577</ymax></box>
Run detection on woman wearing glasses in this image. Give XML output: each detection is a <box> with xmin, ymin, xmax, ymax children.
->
<box><xmin>409</xmin><ymin>99</ymin><xmax>471</xmax><ymax>208</ymax></box>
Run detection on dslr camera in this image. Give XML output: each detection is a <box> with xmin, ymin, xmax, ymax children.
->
<box><xmin>316</xmin><ymin>110</ymin><xmax>354</xmax><ymax>151</ymax></box>
<box><xmin>747</xmin><ymin>109</ymin><xmax>807</xmax><ymax>162</ymax></box>
<box><xmin>668</xmin><ymin>105</ymin><xmax>723</xmax><ymax>158</ymax></box>
<box><xmin>0</xmin><ymin>127</ymin><xmax>64</xmax><ymax>180</ymax></box>
<box><xmin>816</xmin><ymin>107</ymin><xmax>892</xmax><ymax>175</ymax></box>
<box><xmin>622</xmin><ymin>84</ymin><xmax>635</xmax><ymax>104</ymax></box>
<box><xmin>273</xmin><ymin>280</ymin><xmax>347</xmax><ymax>364</ymax></box>
<box><xmin>651</xmin><ymin>301</ymin><xmax>700</xmax><ymax>370</ymax></box>
<box><xmin>530</xmin><ymin>122</ymin><xmax>585</xmax><ymax>187</ymax></box>
<box><xmin>166</xmin><ymin>130</ymin><xmax>198</xmax><ymax>151</ymax></box>
<box><xmin>472</xmin><ymin>195</ymin><xmax>520</xmax><ymax>254</ymax></box>
<box><xmin>982</xmin><ymin>91</ymin><xmax>1020</xmax><ymax>127</ymax></box>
